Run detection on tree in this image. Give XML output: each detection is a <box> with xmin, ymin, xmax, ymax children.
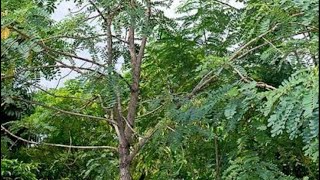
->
<box><xmin>1</xmin><ymin>0</ymin><xmax>318</xmax><ymax>179</ymax></box>
<box><xmin>2</xmin><ymin>0</ymin><xmax>174</xmax><ymax>179</ymax></box>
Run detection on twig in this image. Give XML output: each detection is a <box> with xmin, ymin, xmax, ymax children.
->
<box><xmin>166</xmin><ymin>126</ymin><xmax>175</xmax><ymax>132</ymax></box>
<box><xmin>14</xmin><ymin>96</ymin><xmax>118</xmax><ymax>125</ymax></box>
<box><xmin>230</xmin><ymin>23</ymin><xmax>279</xmax><ymax>61</ymax></box>
<box><xmin>1</xmin><ymin>125</ymin><xmax>117</xmax><ymax>151</ymax></box>
<box><xmin>190</xmin><ymin>24</ymin><xmax>281</xmax><ymax>96</ymax></box>
<box><xmin>88</xmin><ymin>0</ymin><xmax>109</xmax><ymax>24</ymax></box>
<box><xmin>27</xmin><ymin>83</ymin><xmax>90</xmax><ymax>100</ymax></box>
<box><xmin>128</xmin><ymin>120</ymin><xmax>161</xmax><ymax>162</ymax></box>
<box><xmin>137</xmin><ymin>105</ymin><xmax>163</xmax><ymax>119</ymax></box>
<box><xmin>262</xmin><ymin>37</ymin><xmax>284</xmax><ymax>55</ymax></box>
<box><xmin>212</xmin><ymin>0</ymin><xmax>240</xmax><ymax>10</ymax></box>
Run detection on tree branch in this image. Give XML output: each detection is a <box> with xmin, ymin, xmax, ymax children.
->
<box><xmin>213</xmin><ymin>0</ymin><xmax>240</xmax><ymax>10</ymax></box>
<box><xmin>128</xmin><ymin>121</ymin><xmax>160</xmax><ymax>162</ymax></box>
<box><xmin>189</xmin><ymin>24</ymin><xmax>281</xmax><ymax>96</ymax></box>
<box><xmin>88</xmin><ymin>0</ymin><xmax>109</xmax><ymax>24</ymax></box>
<box><xmin>230</xmin><ymin>23</ymin><xmax>279</xmax><ymax>61</ymax></box>
<box><xmin>14</xmin><ymin>96</ymin><xmax>118</xmax><ymax>125</ymax></box>
<box><xmin>125</xmin><ymin>0</ymin><xmax>152</xmax><ymax>145</ymax></box>
<box><xmin>1</xmin><ymin>125</ymin><xmax>117</xmax><ymax>151</ymax></box>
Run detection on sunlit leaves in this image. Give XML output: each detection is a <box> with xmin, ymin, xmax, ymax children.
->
<box><xmin>1</xmin><ymin>159</ymin><xmax>38</xmax><ymax>180</ymax></box>
<box><xmin>1</xmin><ymin>27</ymin><xmax>10</xmax><ymax>39</ymax></box>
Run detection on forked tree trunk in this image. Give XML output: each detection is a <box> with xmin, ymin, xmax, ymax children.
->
<box><xmin>118</xmin><ymin>1</ymin><xmax>150</xmax><ymax>179</ymax></box>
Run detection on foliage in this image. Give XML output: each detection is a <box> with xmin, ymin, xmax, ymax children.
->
<box><xmin>1</xmin><ymin>0</ymin><xmax>319</xmax><ymax>179</ymax></box>
<box><xmin>1</xmin><ymin>158</ymin><xmax>38</xmax><ymax>180</ymax></box>
<box><xmin>261</xmin><ymin>69</ymin><xmax>319</xmax><ymax>162</ymax></box>
<box><xmin>222</xmin><ymin>152</ymin><xmax>296</xmax><ymax>180</ymax></box>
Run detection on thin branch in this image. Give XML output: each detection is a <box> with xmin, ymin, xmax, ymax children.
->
<box><xmin>10</xmin><ymin>26</ymin><xmax>106</xmax><ymax>68</ymax></box>
<box><xmin>28</xmin><ymin>83</ymin><xmax>89</xmax><ymax>100</ymax></box>
<box><xmin>78</xmin><ymin>96</ymin><xmax>99</xmax><ymax>110</ymax></box>
<box><xmin>237</xmin><ymin>42</ymin><xmax>268</xmax><ymax>59</ymax></box>
<box><xmin>212</xmin><ymin>0</ymin><xmax>240</xmax><ymax>10</ymax></box>
<box><xmin>189</xmin><ymin>24</ymin><xmax>282</xmax><ymax>96</ymax></box>
<box><xmin>136</xmin><ymin>104</ymin><xmax>163</xmax><ymax>119</ymax></box>
<box><xmin>128</xmin><ymin>121</ymin><xmax>161</xmax><ymax>162</ymax></box>
<box><xmin>230</xmin><ymin>23</ymin><xmax>279</xmax><ymax>61</ymax></box>
<box><xmin>55</xmin><ymin>67</ymin><xmax>74</xmax><ymax>89</ymax></box>
<box><xmin>86</xmin><ymin>14</ymin><xmax>100</xmax><ymax>21</ymax></box>
<box><xmin>166</xmin><ymin>126</ymin><xmax>175</xmax><ymax>132</ymax></box>
<box><xmin>88</xmin><ymin>0</ymin><xmax>109</xmax><ymax>24</ymax></box>
<box><xmin>189</xmin><ymin>68</ymin><xmax>222</xmax><ymax>98</ymax></box>
<box><xmin>112</xmin><ymin>35</ymin><xmax>129</xmax><ymax>44</ymax></box>
<box><xmin>14</xmin><ymin>96</ymin><xmax>118</xmax><ymax>125</ymax></box>
<box><xmin>42</xmin><ymin>34</ymin><xmax>109</xmax><ymax>42</ymax></box>
<box><xmin>69</xmin><ymin>3</ymin><xmax>90</xmax><ymax>14</ymax></box>
<box><xmin>262</xmin><ymin>37</ymin><xmax>284</xmax><ymax>55</ymax></box>
<box><xmin>237</xmin><ymin>29</ymin><xmax>318</xmax><ymax>60</ymax></box>
<box><xmin>9</xmin><ymin>22</ymin><xmax>133</xmax><ymax>92</ymax></box>
<box><xmin>1</xmin><ymin>125</ymin><xmax>117</xmax><ymax>151</ymax></box>
<box><xmin>230</xmin><ymin>65</ymin><xmax>276</xmax><ymax>90</ymax></box>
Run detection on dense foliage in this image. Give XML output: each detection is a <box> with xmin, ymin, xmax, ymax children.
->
<box><xmin>1</xmin><ymin>0</ymin><xmax>318</xmax><ymax>179</ymax></box>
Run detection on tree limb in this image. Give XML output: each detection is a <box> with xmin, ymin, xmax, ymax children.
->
<box><xmin>14</xmin><ymin>96</ymin><xmax>118</xmax><ymax>125</ymax></box>
<box><xmin>128</xmin><ymin>120</ymin><xmax>160</xmax><ymax>162</ymax></box>
<box><xmin>1</xmin><ymin>125</ymin><xmax>117</xmax><ymax>151</ymax></box>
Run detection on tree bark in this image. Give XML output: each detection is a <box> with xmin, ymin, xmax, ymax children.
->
<box><xmin>125</xmin><ymin>0</ymin><xmax>150</xmax><ymax>144</ymax></box>
<box><xmin>120</xmin><ymin>1</ymin><xmax>150</xmax><ymax>179</ymax></box>
<box><xmin>115</xmin><ymin>105</ymin><xmax>132</xmax><ymax>180</ymax></box>
<box><xmin>106</xmin><ymin>18</ymin><xmax>113</xmax><ymax>66</ymax></box>
<box><xmin>119</xmin><ymin>139</ymin><xmax>132</xmax><ymax>180</ymax></box>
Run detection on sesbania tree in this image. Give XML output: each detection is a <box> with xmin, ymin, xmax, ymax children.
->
<box><xmin>139</xmin><ymin>0</ymin><xmax>318</xmax><ymax>179</ymax></box>
<box><xmin>1</xmin><ymin>0</ymin><xmax>319</xmax><ymax>179</ymax></box>
<box><xmin>1</xmin><ymin>0</ymin><xmax>176</xmax><ymax>179</ymax></box>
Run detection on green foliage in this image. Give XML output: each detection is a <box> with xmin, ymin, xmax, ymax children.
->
<box><xmin>1</xmin><ymin>0</ymin><xmax>319</xmax><ymax>179</ymax></box>
<box><xmin>1</xmin><ymin>158</ymin><xmax>38</xmax><ymax>180</ymax></box>
<box><xmin>222</xmin><ymin>152</ymin><xmax>296</xmax><ymax>180</ymax></box>
<box><xmin>261</xmin><ymin>69</ymin><xmax>319</xmax><ymax>162</ymax></box>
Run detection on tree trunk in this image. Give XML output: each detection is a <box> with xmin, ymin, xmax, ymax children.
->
<box><xmin>120</xmin><ymin>160</ymin><xmax>132</xmax><ymax>180</ymax></box>
<box><xmin>119</xmin><ymin>157</ymin><xmax>132</xmax><ymax>180</ymax></box>
<box><xmin>119</xmin><ymin>138</ymin><xmax>132</xmax><ymax>180</ymax></box>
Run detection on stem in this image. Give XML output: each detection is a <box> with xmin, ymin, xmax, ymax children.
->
<box><xmin>106</xmin><ymin>18</ymin><xmax>113</xmax><ymax>66</ymax></box>
<box><xmin>1</xmin><ymin>125</ymin><xmax>117</xmax><ymax>150</ymax></box>
<box><xmin>214</xmin><ymin>131</ymin><xmax>220</xmax><ymax>180</ymax></box>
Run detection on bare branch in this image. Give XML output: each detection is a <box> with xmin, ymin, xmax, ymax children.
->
<box><xmin>230</xmin><ymin>65</ymin><xmax>276</xmax><ymax>90</ymax></box>
<box><xmin>136</xmin><ymin>104</ymin><xmax>163</xmax><ymax>119</ymax></box>
<box><xmin>1</xmin><ymin>125</ymin><xmax>117</xmax><ymax>151</ymax></box>
<box><xmin>212</xmin><ymin>0</ymin><xmax>240</xmax><ymax>10</ymax></box>
<box><xmin>230</xmin><ymin>23</ymin><xmax>280</xmax><ymax>61</ymax></box>
<box><xmin>28</xmin><ymin>83</ymin><xmax>90</xmax><ymax>100</ymax></box>
<box><xmin>88</xmin><ymin>0</ymin><xmax>109</xmax><ymax>24</ymax></box>
<box><xmin>188</xmin><ymin>68</ymin><xmax>222</xmax><ymax>98</ymax></box>
<box><xmin>14</xmin><ymin>96</ymin><xmax>118</xmax><ymax>125</ymax></box>
<box><xmin>128</xmin><ymin>121</ymin><xmax>161</xmax><ymax>162</ymax></box>
<box><xmin>189</xmin><ymin>24</ymin><xmax>282</xmax><ymax>96</ymax></box>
